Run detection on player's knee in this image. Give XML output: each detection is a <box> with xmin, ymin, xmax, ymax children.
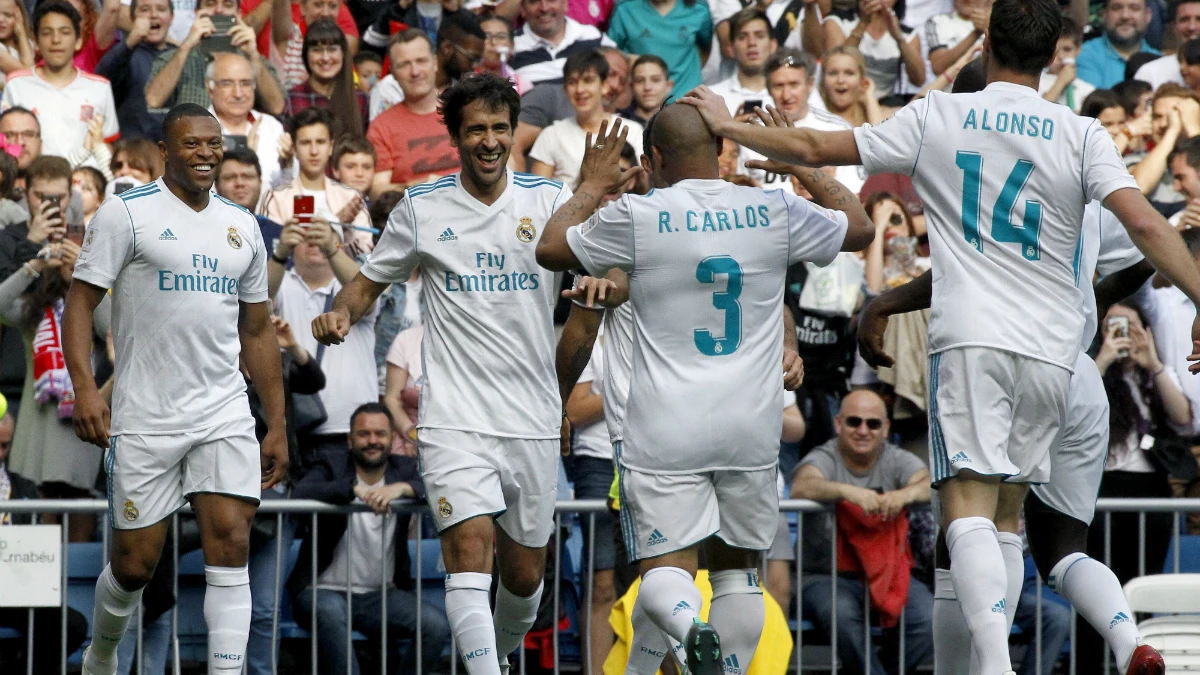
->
<box><xmin>203</xmin><ymin>522</ymin><xmax>252</xmax><ymax>566</ymax></box>
<box><xmin>110</xmin><ymin>553</ymin><xmax>158</xmax><ymax>590</ymax></box>
<box><xmin>502</xmin><ymin>566</ymin><xmax>545</xmax><ymax>597</ymax></box>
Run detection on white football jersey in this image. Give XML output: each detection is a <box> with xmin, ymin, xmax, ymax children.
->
<box><xmin>601</xmin><ymin>301</ymin><xmax>633</xmax><ymax>444</ymax></box>
<box><xmin>567</xmin><ymin>179</ymin><xmax>848</xmax><ymax>473</ymax></box>
<box><xmin>362</xmin><ymin>172</ymin><xmax>569</xmax><ymax>439</ymax></box>
<box><xmin>853</xmin><ymin>82</ymin><xmax>1138</xmax><ymax>369</ymax></box>
<box><xmin>73</xmin><ymin>179</ymin><xmax>269</xmax><ymax>434</ymax></box>
<box><xmin>1077</xmin><ymin>201</ymin><xmax>1144</xmax><ymax>352</ymax></box>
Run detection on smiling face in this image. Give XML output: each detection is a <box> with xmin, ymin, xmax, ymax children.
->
<box><xmin>822</xmin><ymin>53</ymin><xmax>865</xmax><ymax>111</ymax></box>
<box><xmin>350</xmin><ymin>411</ymin><xmax>393</xmax><ymax>469</ymax></box>
<box><xmin>36</xmin><ymin>10</ymin><xmax>81</xmax><ymax>70</ymax></box>
<box><xmin>72</xmin><ymin>169</ymin><xmax>101</xmax><ymax>214</ymax></box>
<box><xmin>208</xmin><ymin>53</ymin><xmax>255</xmax><ymax>120</ymax></box>
<box><xmin>632</xmin><ymin>61</ymin><xmax>670</xmax><ymax>113</ymax></box>
<box><xmin>1098</xmin><ymin>104</ymin><xmax>1127</xmax><ymax>138</ymax></box>
<box><xmin>521</xmin><ymin>0</ymin><xmax>567</xmax><ymax>41</ymax></box>
<box><xmin>162</xmin><ymin>115</ymin><xmax>223</xmax><ymax>193</ymax></box>
<box><xmin>307</xmin><ymin>41</ymin><xmax>343</xmax><ymax>82</ymax></box>
<box><xmin>452</xmin><ymin>98</ymin><xmax>513</xmax><ymax>192</ymax></box>
<box><xmin>390</xmin><ymin>37</ymin><xmax>438</xmax><ymax>101</ymax></box>
<box><xmin>295</xmin><ymin>122</ymin><xmax>332</xmax><ymax>179</ymax></box>
<box><xmin>1178</xmin><ymin>1</ymin><xmax>1200</xmax><ymax>42</ymax></box>
<box><xmin>834</xmin><ymin>391</ymin><xmax>890</xmax><ymax>462</ymax></box>
<box><xmin>566</xmin><ymin>66</ymin><xmax>604</xmax><ymax>118</ymax></box>
<box><xmin>1104</xmin><ymin>0</ymin><xmax>1150</xmax><ymax>47</ymax></box>
<box><xmin>603</xmin><ymin>50</ymin><xmax>631</xmax><ymax>110</ymax></box>
<box><xmin>132</xmin><ymin>0</ymin><xmax>173</xmax><ymax>45</ymax></box>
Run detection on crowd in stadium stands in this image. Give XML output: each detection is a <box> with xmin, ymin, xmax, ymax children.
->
<box><xmin>0</xmin><ymin>0</ymin><xmax>1197</xmax><ymax>671</ymax></box>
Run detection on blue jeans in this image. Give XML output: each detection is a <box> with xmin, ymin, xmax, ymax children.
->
<box><xmin>571</xmin><ymin>455</ymin><xmax>616</xmax><ymax>570</ymax></box>
<box><xmin>1013</xmin><ymin>577</ymin><xmax>1071</xmax><ymax>675</ymax></box>
<box><xmin>292</xmin><ymin>587</ymin><xmax>451</xmax><ymax>675</ymax></box>
<box><xmin>801</xmin><ymin>574</ymin><xmax>935</xmax><ymax>675</ymax></box>
<box><xmin>245</xmin><ymin>516</ymin><xmax>297</xmax><ymax>675</ymax></box>
<box><xmin>115</xmin><ymin>609</ymin><xmax>170</xmax><ymax>675</ymax></box>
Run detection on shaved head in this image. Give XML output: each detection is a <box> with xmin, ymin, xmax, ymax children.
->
<box><xmin>645</xmin><ymin>103</ymin><xmax>720</xmax><ymax>185</ymax></box>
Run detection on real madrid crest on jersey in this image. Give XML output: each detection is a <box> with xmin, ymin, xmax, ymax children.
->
<box><xmin>227</xmin><ymin>227</ymin><xmax>243</xmax><ymax>249</ymax></box>
<box><xmin>516</xmin><ymin>217</ymin><xmax>536</xmax><ymax>243</ymax></box>
<box><xmin>123</xmin><ymin>499</ymin><xmax>139</xmax><ymax>522</ymax></box>
<box><xmin>437</xmin><ymin>496</ymin><xmax>453</xmax><ymax>519</ymax></box>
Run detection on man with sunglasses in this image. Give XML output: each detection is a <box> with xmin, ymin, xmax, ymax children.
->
<box><xmin>790</xmin><ymin>389</ymin><xmax>934</xmax><ymax>675</ymax></box>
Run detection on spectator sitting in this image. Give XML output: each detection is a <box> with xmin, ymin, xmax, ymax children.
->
<box><xmin>0</xmin><ymin>413</ymin><xmax>31</xmax><ymax>516</ymax></box>
<box><xmin>0</xmin><ymin>0</ymin><xmax>34</xmax><ymax>89</ymax></box>
<box><xmin>109</xmin><ymin>136</ymin><xmax>163</xmax><ymax>194</ymax></box>
<box><xmin>259</xmin><ymin>107</ymin><xmax>372</xmax><ymax>253</ymax></box>
<box><xmin>475</xmin><ymin>15</ymin><xmax>531</xmax><ymax>94</ymax></box>
<box><xmin>144</xmin><ymin>0</ymin><xmax>286</xmax><ymax>115</ymax></box>
<box><xmin>606</xmin><ymin>0</ymin><xmax>712</xmax><ymax>99</ymax></box>
<box><xmin>601</xmin><ymin>46</ymin><xmax>631</xmax><ymax>111</ymax></box>
<box><xmin>61</xmin><ymin>0</ymin><xmax>120</xmax><ymax>74</ymax></box>
<box><xmin>924</xmin><ymin>0</ymin><xmax>988</xmax><ymax>76</ymax></box>
<box><xmin>512</xmin><ymin>0</ymin><xmax>614</xmax><ymax>86</ymax></box>
<box><xmin>622</xmin><ymin>54</ymin><xmax>672</xmax><ymax>125</ymax></box>
<box><xmin>0</xmin><ymin>107</ymin><xmax>41</xmax><ymax>172</ymax></box>
<box><xmin>1082</xmin><ymin>89</ymin><xmax>1135</xmax><ymax>156</ymax></box>
<box><xmin>529</xmin><ymin>49</ymin><xmax>643</xmax><ymax>188</ymax></box>
<box><xmin>366</xmin><ymin>29</ymin><xmax>460</xmax><ymax>196</ymax></box>
<box><xmin>268</xmin><ymin>0</ymin><xmax>357</xmax><ymax>91</ymax></box>
<box><xmin>791</xmin><ymin>389</ymin><xmax>934</xmax><ymax>675</ymax></box>
<box><xmin>216</xmin><ymin>146</ymin><xmax>283</xmax><ymax>252</ymax></box>
<box><xmin>1077</xmin><ymin>0</ymin><xmax>1157</xmax><ymax>88</ymax></box>
<box><xmin>330</xmin><ymin>134</ymin><xmax>374</xmax><ymax>208</ymax></box>
<box><xmin>71</xmin><ymin>166</ymin><xmax>105</xmax><ymax>224</ymax></box>
<box><xmin>208</xmin><ymin>51</ymin><xmax>291</xmax><ymax>188</ymax></box>
<box><xmin>354</xmin><ymin>50</ymin><xmax>382</xmax><ymax>93</ymax></box>
<box><xmin>287</xmin><ymin>403</ymin><xmax>451</xmax><ymax>673</ymax></box>
<box><xmin>284</xmin><ymin>18</ymin><xmax>368</xmax><ymax>138</ymax></box>
<box><xmin>1134</xmin><ymin>0</ymin><xmax>1200</xmax><ymax>90</ymax></box>
<box><xmin>1038</xmin><ymin>16</ymin><xmax>1094</xmax><ymax>113</ymax></box>
<box><xmin>95</xmin><ymin>0</ymin><xmax>173</xmax><ymax>141</ymax></box>
<box><xmin>820</xmin><ymin>45</ymin><xmax>892</xmax><ymax>127</ymax></box>
<box><xmin>709</xmin><ymin>8</ymin><xmax>778</xmax><ymax>115</ymax></box>
<box><xmin>822</xmin><ymin>0</ymin><xmax>926</xmax><ymax>103</ymax></box>
<box><xmin>1</xmin><ymin>1</ymin><xmax>120</xmax><ymax>168</ymax></box>
<box><xmin>1131</xmin><ymin>83</ymin><xmax>1198</xmax><ymax>207</ymax></box>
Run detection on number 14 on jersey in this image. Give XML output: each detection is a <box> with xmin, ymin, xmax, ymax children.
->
<box><xmin>956</xmin><ymin>151</ymin><xmax>1043</xmax><ymax>261</ymax></box>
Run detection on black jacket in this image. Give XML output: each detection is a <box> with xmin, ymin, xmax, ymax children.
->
<box><xmin>245</xmin><ymin>350</ymin><xmax>326</xmax><ymax>483</ymax></box>
<box><xmin>286</xmin><ymin>452</ymin><xmax>424</xmax><ymax>597</ymax></box>
<box><xmin>0</xmin><ymin>221</ymin><xmax>42</xmax><ymax>283</ymax></box>
<box><xmin>2</xmin><ymin>467</ymin><xmax>40</xmax><ymax>524</ymax></box>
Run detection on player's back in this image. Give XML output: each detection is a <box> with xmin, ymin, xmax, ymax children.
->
<box><xmin>855</xmin><ymin>84</ymin><xmax>1136</xmax><ymax>368</ymax></box>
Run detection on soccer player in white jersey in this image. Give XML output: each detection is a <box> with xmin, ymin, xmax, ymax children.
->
<box><xmin>535</xmin><ymin>108</ymin><xmax>874</xmax><ymax>674</ymax></box>
<box><xmin>682</xmin><ymin>0</ymin><xmax>1200</xmax><ymax>672</ymax></box>
<box><xmin>857</xmin><ymin>203</ymin><xmax>1167</xmax><ymax>675</ymax></box>
<box><xmin>62</xmin><ymin>103</ymin><xmax>287</xmax><ymax>675</ymax></box>
<box><xmin>311</xmin><ymin>73</ymin><xmax>569</xmax><ymax>675</ymax></box>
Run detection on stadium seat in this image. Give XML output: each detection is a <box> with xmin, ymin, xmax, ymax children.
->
<box><xmin>1123</xmin><ymin>574</ymin><xmax>1200</xmax><ymax>673</ymax></box>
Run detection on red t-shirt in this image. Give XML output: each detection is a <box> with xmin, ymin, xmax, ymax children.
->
<box><xmin>74</xmin><ymin>35</ymin><xmax>109</xmax><ymax>74</ymax></box>
<box><xmin>366</xmin><ymin>104</ymin><xmax>459</xmax><ymax>186</ymax></box>
<box><xmin>241</xmin><ymin>0</ymin><xmax>359</xmax><ymax>57</ymax></box>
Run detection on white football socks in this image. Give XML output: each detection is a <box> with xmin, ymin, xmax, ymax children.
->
<box><xmin>494</xmin><ymin>579</ymin><xmax>542</xmax><ymax>659</ymax></box>
<box><xmin>933</xmin><ymin>568</ymin><xmax>975</xmax><ymax>675</ymax></box>
<box><xmin>203</xmin><ymin>566</ymin><xmax>251</xmax><ymax>675</ymax></box>
<box><xmin>625</xmin><ymin>596</ymin><xmax>674</xmax><ymax>675</ymax></box>
<box><xmin>87</xmin><ymin>565</ymin><xmax>143</xmax><ymax>669</ymax></box>
<box><xmin>707</xmin><ymin>569</ymin><xmax>765</xmax><ymax>675</ymax></box>
<box><xmin>996</xmin><ymin>532</ymin><xmax>1024</xmax><ymax>632</ymax></box>
<box><xmin>1049</xmin><ymin>552</ymin><xmax>1141</xmax><ymax>669</ymax></box>
<box><xmin>445</xmin><ymin>572</ymin><xmax>501</xmax><ymax>675</ymax></box>
<box><xmin>947</xmin><ymin>517</ymin><xmax>1013</xmax><ymax>675</ymax></box>
<box><xmin>637</xmin><ymin>566</ymin><xmax>703</xmax><ymax>644</ymax></box>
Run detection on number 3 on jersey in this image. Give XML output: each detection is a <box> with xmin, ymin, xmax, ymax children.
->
<box><xmin>956</xmin><ymin>151</ymin><xmax>1043</xmax><ymax>261</ymax></box>
<box><xmin>694</xmin><ymin>255</ymin><xmax>742</xmax><ymax>356</ymax></box>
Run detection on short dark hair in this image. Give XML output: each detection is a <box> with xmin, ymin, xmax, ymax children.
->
<box><xmin>1125</xmin><ymin>51</ymin><xmax>1160</xmax><ymax>81</ymax></box>
<box><xmin>1174</xmin><ymin>0</ymin><xmax>1200</xmax><ymax>21</ymax></box>
<box><xmin>987</xmin><ymin>0</ymin><xmax>1061</xmax><ymax>76</ymax></box>
<box><xmin>765</xmin><ymin>48</ymin><xmax>816</xmax><ymax>78</ymax></box>
<box><xmin>369</xmin><ymin>190</ymin><xmax>404</xmax><ymax>232</ymax></box>
<box><xmin>1080</xmin><ymin>89</ymin><xmax>1124</xmax><ymax>119</ymax></box>
<box><xmin>163</xmin><ymin>103</ymin><xmax>217</xmax><ymax>138</ymax></box>
<box><xmin>219</xmin><ymin>147</ymin><xmax>262</xmax><ymax>177</ymax></box>
<box><xmin>480</xmin><ymin>14</ymin><xmax>515</xmax><ymax>40</ymax></box>
<box><xmin>288</xmin><ymin>106</ymin><xmax>333</xmax><ymax>140</ymax></box>
<box><xmin>0</xmin><ymin>106</ymin><xmax>39</xmax><ymax>131</ymax></box>
<box><xmin>333</xmin><ymin>134</ymin><xmax>376</xmax><ymax>167</ymax></box>
<box><xmin>32</xmin><ymin>0</ymin><xmax>80</xmax><ymax>37</ymax></box>
<box><xmin>620</xmin><ymin>141</ymin><xmax>636</xmax><ymax>165</ymax></box>
<box><xmin>563</xmin><ymin>49</ymin><xmax>609</xmax><ymax>82</ymax></box>
<box><xmin>438</xmin><ymin>72</ymin><xmax>520</xmax><ymax>137</ymax></box>
<box><xmin>1180</xmin><ymin>38</ymin><xmax>1200</xmax><ymax>67</ymax></box>
<box><xmin>1112</xmin><ymin>78</ymin><xmax>1152</xmax><ymax>114</ymax></box>
<box><xmin>729</xmin><ymin>7</ymin><xmax>772</xmax><ymax>41</ymax></box>
<box><xmin>350</xmin><ymin>402</ymin><xmax>394</xmax><ymax>432</ymax></box>
<box><xmin>437</xmin><ymin>10</ymin><xmax>485</xmax><ymax>43</ymax></box>
<box><xmin>0</xmin><ymin>151</ymin><xmax>17</xmax><ymax>199</ymax></box>
<box><xmin>74</xmin><ymin>165</ymin><xmax>107</xmax><ymax>198</ymax></box>
<box><xmin>1059</xmin><ymin>15</ymin><xmax>1082</xmax><ymax>45</ymax></box>
<box><xmin>632</xmin><ymin>54</ymin><xmax>669</xmax><ymax>77</ymax></box>
<box><xmin>1171</xmin><ymin>136</ymin><xmax>1200</xmax><ymax>171</ymax></box>
<box><xmin>25</xmin><ymin>155</ymin><xmax>72</xmax><ymax>187</ymax></box>
<box><xmin>952</xmin><ymin>58</ymin><xmax>987</xmax><ymax>93</ymax></box>
<box><xmin>129</xmin><ymin>0</ymin><xmax>174</xmax><ymax>16</ymax></box>
<box><xmin>353</xmin><ymin>51</ymin><xmax>382</xmax><ymax>67</ymax></box>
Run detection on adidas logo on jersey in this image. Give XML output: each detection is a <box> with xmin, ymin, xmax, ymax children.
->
<box><xmin>723</xmin><ymin>654</ymin><xmax>743</xmax><ymax>674</ymax></box>
<box><xmin>647</xmin><ymin>529</ymin><xmax>668</xmax><ymax>546</ymax></box>
<box><xmin>991</xmin><ymin>599</ymin><xmax>1007</xmax><ymax>614</ymax></box>
<box><xmin>950</xmin><ymin>451</ymin><xmax>970</xmax><ymax>463</ymax></box>
<box><xmin>437</xmin><ymin>228</ymin><xmax>457</xmax><ymax>241</ymax></box>
<box><xmin>1110</xmin><ymin>612</ymin><xmax>1132</xmax><ymax>628</ymax></box>
<box><xmin>672</xmin><ymin>601</ymin><xmax>692</xmax><ymax>616</ymax></box>
<box><xmin>159</xmin><ymin>228</ymin><xmax>177</xmax><ymax>241</ymax></box>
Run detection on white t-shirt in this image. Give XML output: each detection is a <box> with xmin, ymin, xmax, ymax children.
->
<box><xmin>852</xmin><ymin>82</ymin><xmax>1139</xmax><ymax>369</ymax></box>
<box><xmin>824</xmin><ymin>16</ymin><xmax>919</xmax><ymax>98</ymax></box>
<box><xmin>121</xmin><ymin>0</ymin><xmax>196</xmax><ymax>46</ymax></box>
<box><xmin>72</xmin><ymin>180</ymin><xmax>268</xmax><ymax>434</ymax></box>
<box><xmin>566</xmin><ymin>178</ymin><xmax>849</xmax><ymax>473</ymax></box>
<box><xmin>1</xmin><ymin>69</ymin><xmax>119</xmax><ymax>162</ymax></box>
<box><xmin>601</xmin><ymin>300</ymin><xmax>633</xmax><ymax>443</ymax></box>
<box><xmin>572</xmin><ymin>345</ymin><xmax>612</xmax><ymax>459</ymax></box>
<box><xmin>386</xmin><ymin>323</ymin><xmax>425</xmax><ymax>385</ymax></box>
<box><xmin>1133</xmin><ymin>54</ymin><xmax>1182</xmax><ymax>91</ymax></box>
<box><xmin>709</xmin><ymin>74</ymin><xmax>773</xmax><ymax>116</ymax></box>
<box><xmin>528</xmin><ymin>115</ymin><xmax>645</xmax><ymax>189</ymax></box>
<box><xmin>361</xmin><ymin>171</ymin><xmax>570</xmax><ymax>439</ymax></box>
<box><xmin>741</xmin><ymin>107</ymin><xmax>866</xmax><ymax>195</ymax></box>
<box><xmin>315</xmin><ymin>476</ymin><xmax>398</xmax><ymax>593</ymax></box>
<box><xmin>1077</xmin><ymin>201</ymin><xmax>1144</xmax><ymax>353</ymax></box>
<box><xmin>1038</xmin><ymin>72</ymin><xmax>1096</xmax><ymax>114</ymax></box>
<box><xmin>924</xmin><ymin>11</ymin><xmax>979</xmax><ymax>57</ymax></box>
<box><xmin>369</xmin><ymin>74</ymin><xmax>405</xmax><ymax>121</ymax></box>
<box><xmin>274</xmin><ymin>270</ymin><xmax>379</xmax><ymax>435</ymax></box>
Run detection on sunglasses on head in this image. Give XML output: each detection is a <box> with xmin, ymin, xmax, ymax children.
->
<box><xmin>844</xmin><ymin>416</ymin><xmax>884</xmax><ymax>430</ymax></box>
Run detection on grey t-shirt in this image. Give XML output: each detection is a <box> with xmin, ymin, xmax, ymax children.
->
<box><xmin>791</xmin><ymin>438</ymin><xmax>927</xmax><ymax>574</ymax></box>
<box><xmin>518</xmin><ymin>83</ymin><xmax>575</xmax><ymax>129</ymax></box>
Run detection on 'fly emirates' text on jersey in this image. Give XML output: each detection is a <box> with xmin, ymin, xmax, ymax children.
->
<box><xmin>853</xmin><ymin>82</ymin><xmax>1138</xmax><ymax>369</ymax></box>
<box><xmin>72</xmin><ymin>180</ymin><xmax>269</xmax><ymax>434</ymax></box>
<box><xmin>361</xmin><ymin>172</ymin><xmax>569</xmax><ymax>439</ymax></box>
<box><xmin>567</xmin><ymin>179</ymin><xmax>848</xmax><ymax>473</ymax></box>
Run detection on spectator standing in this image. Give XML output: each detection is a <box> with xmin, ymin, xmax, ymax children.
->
<box><xmin>1077</xmin><ymin>0</ymin><xmax>1157</xmax><ymax>88</ymax></box>
<box><xmin>820</xmin><ymin>45</ymin><xmax>893</xmax><ymax>126</ymax></box>
<box><xmin>95</xmin><ymin>0</ymin><xmax>173</xmax><ymax>142</ymax></box>
<box><xmin>476</xmin><ymin>16</ymin><xmax>532</xmax><ymax>94</ymax></box>
<box><xmin>709</xmin><ymin>8</ymin><xmax>778</xmax><ymax>115</ymax></box>
<box><xmin>287</xmin><ymin>403</ymin><xmax>451</xmax><ymax>673</ymax></box>
<box><xmin>622</xmin><ymin>53</ymin><xmax>672</xmax><ymax>124</ymax></box>
<box><xmin>791</xmin><ymin>390</ymin><xmax>934</xmax><ymax>675</ymax></box>
<box><xmin>284</xmin><ymin>18</ymin><xmax>368</xmax><ymax>137</ymax></box>
<box><xmin>0</xmin><ymin>153</ymin><xmax>80</xmax><ymax>294</ymax></box>
<box><xmin>529</xmin><ymin>50</ymin><xmax>643</xmax><ymax>188</ymax></box>
<box><xmin>120</xmin><ymin>0</ymin><xmax>195</xmax><ymax>46</ymax></box>
<box><xmin>68</xmin><ymin>0</ymin><xmax>121</xmax><ymax>73</ymax></box>
<box><xmin>0</xmin><ymin>107</ymin><xmax>40</xmax><ymax>171</ymax></box>
<box><xmin>145</xmin><ymin>0</ymin><xmax>286</xmax><ymax>115</ymax></box>
<box><xmin>1083</xmin><ymin>89</ymin><xmax>1139</xmax><ymax>155</ymax></box>
<box><xmin>207</xmin><ymin>51</ymin><xmax>291</xmax><ymax>188</ymax></box>
<box><xmin>1039</xmin><ymin>16</ymin><xmax>1094</xmax><ymax>113</ymax></box>
<box><xmin>511</xmin><ymin>0</ymin><xmax>614</xmax><ymax>85</ymax></box>
<box><xmin>924</xmin><ymin>0</ymin><xmax>988</xmax><ymax>76</ymax></box>
<box><xmin>607</xmin><ymin>0</ymin><xmax>713</xmax><ymax>98</ymax></box>
<box><xmin>862</xmin><ymin>192</ymin><xmax>929</xmax><ymax>294</ymax></box>
<box><xmin>1</xmin><ymin>2</ymin><xmax>120</xmax><ymax>165</ymax></box>
<box><xmin>0</xmin><ymin>0</ymin><xmax>34</xmax><ymax>89</ymax></box>
<box><xmin>1131</xmin><ymin>83</ymin><xmax>1198</xmax><ymax>207</ymax></box>
<box><xmin>1134</xmin><ymin>0</ymin><xmax>1200</xmax><ymax>89</ymax></box>
<box><xmin>217</xmin><ymin>146</ymin><xmax>283</xmax><ymax>252</ymax></box>
<box><xmin>268</xmin><ymin>0</ymin><xmax>360</xmax><ymax>90</ymax></box>
<box><xmin>366</xmin><ymin>30</ymin><xmax>460</xmax><ymax>195</ymax></box>
<box><xmin>823</xmin><ymin>0</ymin><xmax>926</xmax><ymax>103</ymax></box>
